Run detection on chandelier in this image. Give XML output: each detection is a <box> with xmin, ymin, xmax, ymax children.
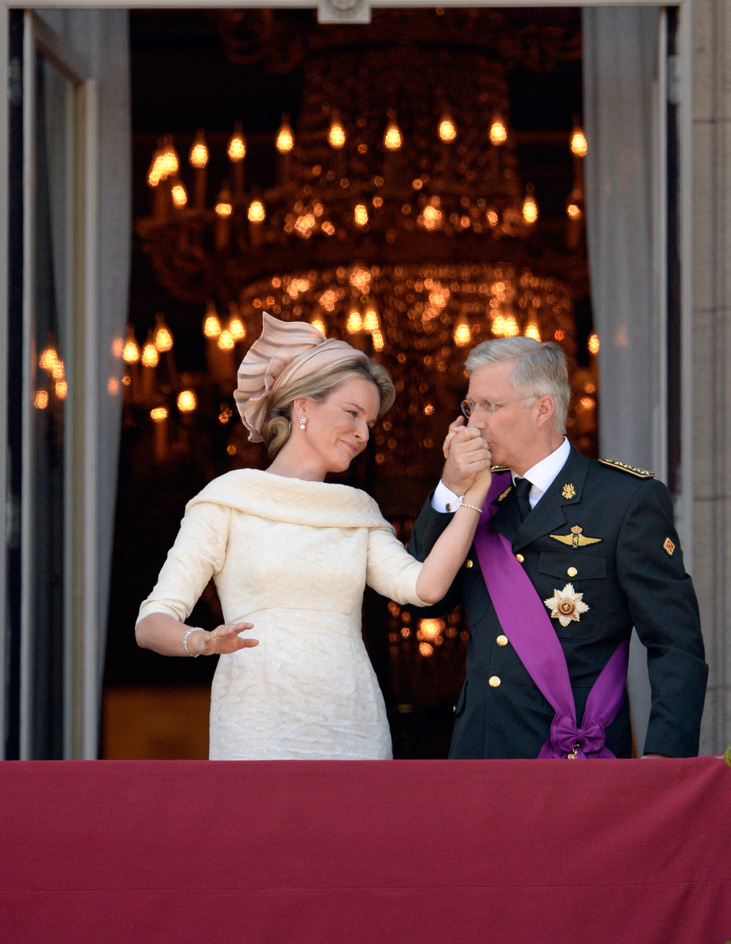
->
<box><xmin>133</xmin><ymin>9</ymin><xmax>593</xmax><ymax>486</ymax></box>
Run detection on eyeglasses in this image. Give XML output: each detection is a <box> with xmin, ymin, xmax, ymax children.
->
<box><xmin>460</xmin><ymin>396</ymin><xmax>536</xmax><ymax>419</ymax></box>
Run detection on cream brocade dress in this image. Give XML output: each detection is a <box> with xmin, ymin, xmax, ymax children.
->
<box><xmin>137</xmin><ymin>469</ymin><xmax>426</xmax><ymax>760</ymax></box>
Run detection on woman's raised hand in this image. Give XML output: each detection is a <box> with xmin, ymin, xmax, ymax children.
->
<box><xmin>192</xmin><ymin>622</ymin><xmax>258</xmax><ymax>657</ymax></box>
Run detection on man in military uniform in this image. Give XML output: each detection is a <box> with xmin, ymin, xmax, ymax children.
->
<box><xmin>409</xmin><ymin>337</ymin><xmax>707</xmax><ymax>759</ymax></box>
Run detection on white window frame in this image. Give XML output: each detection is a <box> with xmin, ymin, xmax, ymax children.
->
<box><xmin>2</xmin><ymin>10</ymin><xmax>98</xmax><ymax>758</ymax></box>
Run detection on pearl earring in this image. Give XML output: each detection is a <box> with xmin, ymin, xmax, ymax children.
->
<box><xmin>298</xmin><ymin>416</ymin><xmax>307</xmax><ymax>430</ymax></box>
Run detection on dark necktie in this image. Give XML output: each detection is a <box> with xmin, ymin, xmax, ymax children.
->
<box><xmin>514</xmin><ymin>477</ymin><xmax>532</xmax><ymax>521</ymax></box>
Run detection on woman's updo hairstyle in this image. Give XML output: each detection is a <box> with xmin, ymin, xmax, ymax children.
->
<box><xmin>262</xmin><ymin>358</ymin><xmax>395</xmax><ymax>458</ymax></box>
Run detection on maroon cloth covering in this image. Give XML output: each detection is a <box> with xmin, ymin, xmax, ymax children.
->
<box><xmin>2</xmin><ymin>758</ymin><xmax>730</xmax><ymax>943</ymax></box>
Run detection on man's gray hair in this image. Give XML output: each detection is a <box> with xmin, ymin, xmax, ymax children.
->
<box><xmin>465</xmin><ymin>336</ymin><xmax>570</xmax><ymax>434</ymax></box>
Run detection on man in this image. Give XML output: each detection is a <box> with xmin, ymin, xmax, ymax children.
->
<box><xmin>409</xmin><ymin>337</ymin><xmax>707</xmax><ymax>759</ymax></box>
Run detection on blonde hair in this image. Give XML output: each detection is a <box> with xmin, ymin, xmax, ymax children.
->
<box><xmin>262</xmin><ymin>358</ymin><xmax>395</xmax><ymax>457</ymax></box>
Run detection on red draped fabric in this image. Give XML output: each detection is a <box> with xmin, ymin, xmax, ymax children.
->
<box><xmin>2</xmin><ymin>757</ymin><xmax>730</xmax><ymax>943</ymax></box>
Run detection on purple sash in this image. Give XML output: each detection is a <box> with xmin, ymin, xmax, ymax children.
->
<box><xmin>472</xmin><ymin>472</ymin><xmax>629</xmax><ymax>759</ymax></box>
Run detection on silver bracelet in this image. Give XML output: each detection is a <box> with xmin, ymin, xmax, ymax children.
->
<box><xmin>460</xmin><ymin>502</ymin><xmax>483</xmax><ymax>515</ymax></box>
<box><xmin>182</xmin><ymin>626</ymin><xmax>205</xmax><ymax>657</ymax></box>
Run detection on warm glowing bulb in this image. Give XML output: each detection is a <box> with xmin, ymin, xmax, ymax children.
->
<box><xmin>438</xmin><ymin>116</ymin><xmax>457</xmax><ymax>143</ymax></box>
<box><xmin>328</xmin><ymin>118</ymin><xmax>346</xmax><ymax>149</ymax></box>
<box><xmin>229</xmin><ymin>317</ymin><xmax>246</xmax><ymax>341</ymax></box>
<box><xmin>525</xmin><ymin>322</ymin><xmax>541</xmax><ymax>342</ymax></box>
<box><xmin>248</xmin><ymin>200</ymin><xmax>265</xmax><ymax>223</ymax></box>
<box><xmin>39</xmin><ymin>347</ymin><xmax>59</xmax><ymax>371</ymax></box>
<box><xmin>346</xmin><ymin>310</ymin><xmax>363</xmax><ymax>334</ymax></box>
<box><xmin>55</xmin><ymin>380</ymin><xmax>68</xmax><ymax>399</ymax></box>
<box><xmin>162</xmin><ymin>140</ymin><xmax>179</xmax><ymax>177</ymax></box>
<box><xmin>189</xmin><ymin>130</ymin><xmax>209</xmax><ymax>169</ymax></box>
<box><xmin>363</xmin><ymin>307</ymin><xmax>379</xmax><ymax>332</ymax></box>
<box><xmin>122</xmin><ymin>327</ymin><xmax>140</xmax><ymax>364</ymax></box>
<box><xmin>142</xmin><ymin>343</ymin><xmax>159</xmax><ymax>368</ymax></box>
<box><xmin>177</xmin><ymin>390</ymin><xmax>197</xmax><ymax>413</ymax></box>
<box><xmin>217</xmin><ymin>329</ymin><xmax>234</xmax><ymax>351</ymax></box>
<box><xmin>203</xmin><ymin>313</ymin><xmax>221</xmax><ymax>338</ymax></box>
<box><xmin>354</xmin><ymin>204</ymin><xmax>369</xmax><ymax>226</ymax></box>
<box><xmin>421</xmin><ymin>203</ymin><xmax>442</xmax><ymax>230</ymax></box>
<box><xmin>371</xmin><ymin>329</ymin><xmax>384</xmax><ymax>352</ymax></box>
<box><xmin>147</xmin><ymin>152</ymin><xmax>163</xmax><ymax>187</ymax></box>
<box><xmin>489</xmin><ymin>116</ymin><xmax>508</xmax><ymax>146</ymax></box>
<box><xmin>504</xmin><ymin>314</ymin><xmax>520</xmax><ymax>337</ymax></box>
<box><xmin>384</xmin><ymin>122</ymin><xmax>402</xmax><ymax>151</ymax></box>
<box><xmin>276</xmin><ymin>116</ymin><xmax>295</xmax><ymax>153</ymax></box>
<box><xmin>588</xmin><ymin>333</ymin><xmax>600</xmax><ymax>355</ymax></box>
<box><xmin>34</xmin><ymin>390</ymin><xmax>49</xmax><ymax>409</ymax></box>
<box><xmin>154</xmin><ymin>316</ymin><xmax>173</xmax><ymax>352</ymax></box>
<box><xmin>171</xmin><ymin>183</ymin><xmax>187</xmax><ymax>208</ymax></box>
<box><xmin>571</xmin><ymin>128</ymin><xmax>588</xmax><ymax>157</ymax></box>
<box><xmin>311</xmin><ymin>318</ymin><xmax>326</xmax><ymax>335</ymax></box>
<box><xmin>454</xmin><ymin>320</ymin><xmax>471</xmax><ymax>347</ymax></box>
<box><xmin>419</xmin><ymin>618</ymin><xmax>443</xmax><ymax>640</ymax></box>
<box><xmin>52</xmin><ymin>361</ymin><xmax>65</xmax><ymax>381</ymax></box>
<box><xmin>567</xmin><ymin>202</ymin><xmax>582</xmax><ymax>221</ymax></box>
<box><xmin>522</xmin><ymin>190</ymin><xmax>539</xmax><ymax>225</ymax></box>
<box><xmin>215</xmin><ymin>200</ymin><xmax>232</xmax><ymax>218</ymax></box>
<box><xmin>150</xmin><ymin>407</ymin><xmax>168</xmax><ymax>422</ymax></box>
<box><xmin>228</xmin><ymin>122</ymin><xmax>246</xmax><ymax>162</ymax></box>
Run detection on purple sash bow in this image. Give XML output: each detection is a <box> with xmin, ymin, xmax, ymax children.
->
<box><xmin>472</xmin><ymin>472</ymin><xmax>629</xmax><ymax>759</ymax></box>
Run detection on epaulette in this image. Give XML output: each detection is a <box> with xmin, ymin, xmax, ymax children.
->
<box><xmin>599</xmin><ymin>458</ymin><xmax>655</xmax><ymax>478</ymax></box>
<box><xmin>491</xmin><ymin>465</ymin><xmax>510</xmax><ymax>473</ymax></box>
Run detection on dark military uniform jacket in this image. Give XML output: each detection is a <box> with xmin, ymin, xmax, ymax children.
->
<box><xmin>408</xmin><ymin>446</ymin><xmax>708</xmax><ymax>759</ymax></box>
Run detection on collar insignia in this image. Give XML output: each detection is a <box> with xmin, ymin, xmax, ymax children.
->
<box><xmin>550</xmin><ymin>525</ymin><xmax>602</xmax><ymax>548</ymax></box>
<box><xmin>544</xmin><ymin>583</ymin><xmax>589</xmax><ymax>627</ymax></box>
<box><xmin>561</xmin><ymin>483</ymin><xmax>576</xmax><ymax>500</ymax></box>
<box><xmin>663</xmin><ymin>537</ymin><xmax>675</xmax><ymax>556</ymax></box>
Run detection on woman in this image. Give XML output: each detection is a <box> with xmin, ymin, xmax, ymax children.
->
<box><xmin>136</xmin><ymin>313</ymin><xmax>490</xmax><ymax>759</ymax></box>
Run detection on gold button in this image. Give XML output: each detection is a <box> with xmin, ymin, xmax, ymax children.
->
<box><xmin>567</xmin><ymin>566</ymin><xmax>578</xmax><ymax>578</ymax></box>
<box><xmin>516</xmin><ymin>553</ymin><xmax>525</xmax><ymax>563</ymax></box>
<box><xmin>489</xmin><ymin>676</ymin><xmax>501</xmax><ymax>688</ymax></box>
<box><xmin>464</xmin><ymin>559</ymin><xmax>474</xmax><ymax>569</ymax></box>
<box><xmin>496</xmin><ymin>634</ymin><xmax>508</xmax><ymax>647</ymax></box>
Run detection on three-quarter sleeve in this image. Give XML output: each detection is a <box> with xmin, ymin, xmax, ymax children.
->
<box><xmin>366</xmin><ymin>524</ymin><xmax>428</xmax><ymax>607</ymax></box>
<box><xmin>136</xmin><ymin>501</ymin><xmax>232</xmax><ymax>625</ymax></box>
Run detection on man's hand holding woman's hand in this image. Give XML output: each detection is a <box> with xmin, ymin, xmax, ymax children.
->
<box><xmin>441</xmin><ymin>417</ymin><xmax>492</xmax><ymax>497</ymax></box>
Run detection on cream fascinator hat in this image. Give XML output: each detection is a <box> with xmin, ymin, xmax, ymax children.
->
<box><xmin>234</xmin><ymin>312</ymin><xmax>368</xmax><ymax>442</ymax></box>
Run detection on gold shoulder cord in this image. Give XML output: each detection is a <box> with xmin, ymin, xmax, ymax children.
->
<box><xmin>598</xmin><ymin>459</ymin><xmax>655</xmax><ymax>479</ymax></box>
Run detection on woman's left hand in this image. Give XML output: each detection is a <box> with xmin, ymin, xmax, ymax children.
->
<box><xmin>193</xmin><ymin>622</ymin><xmax>258</xmax><ymax>657</ymax></box>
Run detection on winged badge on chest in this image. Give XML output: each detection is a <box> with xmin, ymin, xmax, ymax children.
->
<box><xmin>550</xmin><ymin>525</ymin><xmax>602</xmax><ymax>548</ymax></box>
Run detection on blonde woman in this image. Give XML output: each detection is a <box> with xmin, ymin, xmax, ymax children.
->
<box><xmin>136</xmin><ymin>313</ymin><xmax>491</xmax><ymax>759</ymax></box>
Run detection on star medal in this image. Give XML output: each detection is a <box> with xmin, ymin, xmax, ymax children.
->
<box><xmin>544</xmin><ymin>583</ymin><xmax>589</xmax><ymax>627</ymax></box>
